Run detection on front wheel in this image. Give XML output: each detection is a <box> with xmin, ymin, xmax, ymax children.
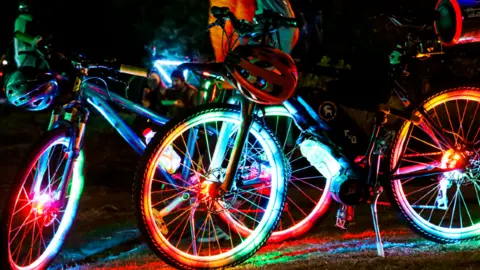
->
<box><xmin>1</xmin><ymin>128</ymin><xmax>84</xmax><ymax>270</ymax></box>
<box><xmin>134</xmin><ymin>104</ymin><xmax>288</xmax><ymax>269</ymax></box>
<box><xmin>388</xmin><ymin>87</ymin><xmax>480</xmax><ymax>243</ymax></box>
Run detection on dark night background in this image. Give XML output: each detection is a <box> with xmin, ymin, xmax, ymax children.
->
<box><xmin>0</xmin><ymin>0</ymin><xmax>443</xmax><ymax>66</ymax></box>
<box><xmin>3</xmin><ymin>1</ymin><xmax>480</xmax><ymax>268</ymax></box>
<box><xmin>0</xmin><ymin>0</ymin><xmax>212</xmax><ymax>66</ymax></box>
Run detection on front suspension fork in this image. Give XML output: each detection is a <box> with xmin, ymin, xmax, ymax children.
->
<box><xmin>219</xmin><ymin>97</ymin><xmax>256</xmax><ymax>193</ymax></box>
<box><xmin>42</xmin><ymin>104</ymin><xmax>89</xmax><ymax>205</ymax></box>
<box><xmin>60</xmin><ymin>107</ymin><xmax>89</xmax><ymax>204</ymax></box>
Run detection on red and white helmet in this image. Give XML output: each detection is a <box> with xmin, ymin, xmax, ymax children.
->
<box><xmin>225</xmin><ymin>45</ymin><xmax>298</xmax><ymax>105</ymax></box>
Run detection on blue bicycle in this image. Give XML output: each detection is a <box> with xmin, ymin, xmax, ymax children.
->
<box><xmin>0</xmin><ymin>32</ymin><xmax>174</xmax><ymax>270</ymax></box>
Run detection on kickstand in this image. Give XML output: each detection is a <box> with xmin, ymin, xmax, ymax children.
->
<box><xmin>370</xmin><ymin>186</ymin><xmax>385</xmax><ymax>257</ymax></box>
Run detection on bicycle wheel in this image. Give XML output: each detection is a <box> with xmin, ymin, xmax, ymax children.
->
<box><xmin>260</xmin><ymin>106</ymin><xmax>331</xmax><ymax>242</ymax></box>
<box><xmin>388</xmin><ymin>87</ymin><xmax>480</xmax><ymax>243</ymax></box>
<box><xmin>134</xmin><ymin>104</ymin><xmax>287</xmax><ymax>269</ymax></box>
<box><xmin>1</xmin><ymin>128</ymin><xmax>84</xmax><ymax>270</ymax></box>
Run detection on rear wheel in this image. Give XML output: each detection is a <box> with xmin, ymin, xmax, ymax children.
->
<box><xmin>388</xmin><ymin>87</ymin><xmax>480</xmax><ymax>243</ymax></box>
<box><xmin>1</xmin><ymin>128</ymin><xmax>84</xmax><ymax>270</ymax></box>
<box><xmin>260</xmin><ymin>106</ymin><xmax>332</xmax><ymax>242</ymax></box>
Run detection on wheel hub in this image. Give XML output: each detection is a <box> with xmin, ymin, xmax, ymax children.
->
<box><xmin>195</xmin><ymin>168</ymin><xmax>241</xmax><ymax>214</ymax></box>
<box><xmin>440</xmin><ymin>144</ymin><xmax>478</xmax><ymax>184</ymax></box>
<box><xmin>31</xmin><ymin>193</ymin><xmax>58</xmax><ymax>226</ymax></box>
<box><xmin>441</xmin><ymin>145</ymin><xmax>473</xmax><ymax>168</ymax></box>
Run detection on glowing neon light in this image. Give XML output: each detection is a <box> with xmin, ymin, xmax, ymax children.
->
<box><xmin>32</xmin><ymin>193</ymin><xmax>51</xmax><ymax>215</ymax></box>
<box><xmin>10</xmin><ymin>140</ymin><xmax>84</xmax><ymax>269</ymax></box>
<box><xmin>145</xmin><ymin>111</ymin><xmax>283</xmax><ymax>267</ymax></box>
<box><xmin>31</xmin><ymin>147</ymin><xmax>84</xmax><ymax>269</ymax></box>
<box><xmin>158</xmin><ymin>144</ymin><xmax>181</xmax><ymax>174</ymax></box>
<box><xmin>393</xmin><ymin>89</ymin><xmax>480</xmax><ymax>241</ymax></box>
<box><xmin>299</xmin><ymin>139</ymin><xmax>342</xmax><ymax>179</ymax></box>
<box><xmin>142</xmin><ymin>128</ymin><xmax>181</xmax><ymax>173</ymax></box>
<box><xmin>251</xmin><ymin>106</ymin><xmax>333</xmax><ymax>243</ymax></box>
<box><xmin>153</xmin><ymin>60</ymin><xmax>189</xmax><ymax>85</ymax></box>
<box><xmin>143</xmin><ymin>128</ymin><xmax>155</xmax><ymax>144</ymax></box>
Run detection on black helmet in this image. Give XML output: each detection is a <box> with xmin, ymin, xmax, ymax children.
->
<box><xmin>5</xmin><ymin>66</ymin><xmax>59</xmax><ymax>111</ymax></box>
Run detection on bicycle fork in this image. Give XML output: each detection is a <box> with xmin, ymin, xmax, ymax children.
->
<box><xmin>207</xmin><ymin>97</ymin><xmax>256</xmax><ymax>194</ymax></box>
<box><xmin>46</xmin><ymin>103</ymin><xmax>89</xmax><ymax>207</ymax></box>
<box><xmin>220</xmin><ymin>98</ymin><xmax>256</xmax><ymax>193</ymax></box>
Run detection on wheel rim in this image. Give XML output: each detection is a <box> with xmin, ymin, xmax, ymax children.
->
<box><xmin>262</xmin><ymin>106</ymin><xmax>331</xmax><ymax>242</ymax></box>
<box><xmin>7</xmin><ymin>137</ymin><xmax>84</xmax><ymax>269</ymax></box>
<box><xmin>142</xmin><ymin>110</ymin><xmax>284</xmax><ymax>264</ymax></box>
<box><xmin>391</xmin><ymin>89</ymin><xmax>480</xmax><ymax>239</ymax></box>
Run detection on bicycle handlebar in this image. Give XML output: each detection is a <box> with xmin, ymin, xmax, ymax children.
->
<box><xmin>208</xmin><ymin>6</ymin><xmax>297</xmax><ymax>37</ymax></box>
<box><xmin>14</xmin><ymin>31</ymin><xmax>149</xmax><ymax>78</ymax></box>
<box><xmin>255</xmin><ymin>10</ymin><xmax>297</xmax><ymax>28</ymax></box>
<box><xmin>211</xmin><ymin>6</ymin><xmax>232</xmax><ymax>19</ymax></box>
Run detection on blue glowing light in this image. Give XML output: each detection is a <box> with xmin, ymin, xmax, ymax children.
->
<box><xmin>153</xmin><ymin>59</ymin><xmax>189</xmax><ymax>85</ymax></box>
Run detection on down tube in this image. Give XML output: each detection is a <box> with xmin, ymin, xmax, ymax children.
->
<box><xmin>84</xmin><ymin>92</ymin><xmax>176</xmax><ymax>185</ymax></box>
<box><xmin>86</xmin><ymin>93</ymin><xmax>146</xmax><ymax>155</ymax></box>
<box><xmin>83</xmin><ymin>82</ymin><xmax>170</xmax><ymax>127</ymax></box>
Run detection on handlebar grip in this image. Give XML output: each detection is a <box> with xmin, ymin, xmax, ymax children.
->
<box><xmin>14</xmin><ymin>31</ymin><xmax>41</xmax><ymax>46</ymax></box>
<box><xmin>119</xmin><ymin>64</ymin><xmax>148</xmax><ymax>77</ymax></box>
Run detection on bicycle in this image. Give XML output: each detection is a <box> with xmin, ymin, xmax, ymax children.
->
<box><xmin>189</xmin><ymin>9</ymin><xmax>449</xmax><ymax>242</ymax></box>
<box><xmin>171</xmin><ymin>9</ymin><xmax>444</xmax><ymax>245</ymax></box>
<box><xmin>171</xmin><ymin>8</ymin><xmax>332</xmax><ymax>244</ymax></box>
<box><xmin>131</xmin><ymin>6</ymin><xmax>303</xmax><ymax>269</ymax></box>
<box><xmin>0</xmin><ymin>32</ymin><xmax>176</xmax><ymax>270</ymax></box>
<box><xmin>138</xmin><ymin>5</ymin><xmax>480</xmax><ymax>267</ymax></box>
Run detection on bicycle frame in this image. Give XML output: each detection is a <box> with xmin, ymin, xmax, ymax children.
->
<box><xmin>43</xmin><ymin>77</ymin><xmax>179</xmax><ymax>193</ymax></box>
<box><xmin>279</xmin><ymin>82</ymin><xmax>460</xmax><ymax>189</ymax></box>
<box><xmin>81</xmin><ymin>82</ymin><xmax>169</xmax><ymax>155</ymax></box>
<box><xmin>205</xmin><ymin>76</ymin><xmax>460</xmax><ymax>196</ymax></box>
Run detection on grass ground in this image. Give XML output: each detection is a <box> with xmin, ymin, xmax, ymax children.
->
<box><xmin>48</xmin><ymin>186</ymin><xmax>480</xmax><ymax>270</ymax></box>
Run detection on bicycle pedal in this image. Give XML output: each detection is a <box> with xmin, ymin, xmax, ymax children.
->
<box><xmin>335</xmin><ymin>205</ymin><xmax>355</xmax><ymax>230</ymax></box>
<box><xmin>152</xmin><ymin>208</ymin><xmax>169</xmax><ymax>235</ymax></box>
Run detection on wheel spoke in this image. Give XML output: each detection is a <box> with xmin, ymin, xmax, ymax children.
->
<box><xmin>5</xmin><ymin>134</ymin><xmax>82</xmax><ymax>269</ymax></box>
<box><xmin>391</xmin><ymin>90</ymin><xmax>480</xmax><ymax>242</ymax></box>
